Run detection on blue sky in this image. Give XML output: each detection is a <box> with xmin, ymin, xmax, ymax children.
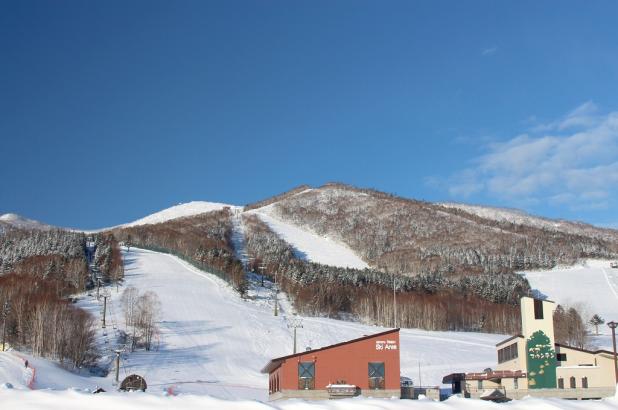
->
<box><xmin>1</xmin><ymin>1</ymin><xmax>618</xmax><ymax>229</ymax></box>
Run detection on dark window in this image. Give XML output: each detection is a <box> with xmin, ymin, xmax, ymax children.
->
<box><xmin>368</xmin><ymin>362</ymin><xmax>385</xmax><ymax>390</ymax></box>
<box><xmin>514</xmin><ymin>378</ymin><xmax>518</xmax><ymax>390</ymax></box>
<box><xmin>558</xmin><ymin>378</ymin><xmax>564</xmax><ymax>389</ymax></box>
<box><xmin>477</xmin><ymin>380</ymin><xmax>483</xmax><ymax>390</ymax></box>
<box><xmin>570</xmin><ymin>376</ymin><xmax>576</xmax><ymax>389</ymax></box>
<box><xmin>557</xmin><ymin>353</ymin><xmax>567</xmax><ymax>362</ymax></box>
<box><xmin>298</xmin><ymin>362</ymin><xmax>315</xmax><ymax>390</ymax></box>
<box><xmin>498</xmin><ymin>343</ymin><xmax>518</xmax><ymax>363</ymax></box>
<box><xmin>534</xmin><ymin>299</ymin><xmax>544</xmax><ymax>320</ymax></box>
<box><xmin>582</xmin><ymin>377</ymin><xmax>588</xmax><ymax>388</ymax></box>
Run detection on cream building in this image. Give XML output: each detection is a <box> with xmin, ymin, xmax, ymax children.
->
<box><xmin>443</xmin><ymin>297</ymin><xmax>617</xmax><ymax>400</ymax></box>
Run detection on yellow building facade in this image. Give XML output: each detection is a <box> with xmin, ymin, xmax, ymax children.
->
<box><xmin>444</xmin><ymin>297</ymin><xmax>617</xmax><ymax>400</ymax></box>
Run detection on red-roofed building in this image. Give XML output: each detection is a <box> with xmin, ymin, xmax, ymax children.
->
<box><xmin>261</xmin><ymin>329</ymin><xmax>400</xmax><ymax>400</ymax></box>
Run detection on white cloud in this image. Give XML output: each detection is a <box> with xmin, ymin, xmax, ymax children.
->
<box><xmin>445</xmin><ymin>103</ymin><xmax>618</xmax><ymax>211</ymax></box>
<box><xmin>481</xmin><ymin>47</ymin><xmax>498</xmax><ymax>56</ymax></box>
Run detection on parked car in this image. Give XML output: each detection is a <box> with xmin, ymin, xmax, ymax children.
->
<box><xmin>611</xmin><ymin>262</ymin><xmax>618</xmax><ymax>269</ymax></box>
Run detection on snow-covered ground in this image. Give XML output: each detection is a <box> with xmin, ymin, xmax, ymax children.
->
<box><xmin>3</xmin><ymin>388</ymin><xmax>618</xmax><ymax>410</ymax></box>
<box><xmin>248</xmin><ymin>207</ymin><xmax>369</xmax><ymax>269</ymax></box>
<box><xmin>4</xmin><ymin>248</ymin><xmax>618</xmax><ymax>408</ymax></box>
<box><xmin>2</xmin><ymin>248</ymin><xmax>502</xmax><ymax>398</ymax></box>
<box><xmin>522</xmin><ymin>259</ymin><xmax>618</xmax><ymax>346</ymax></box>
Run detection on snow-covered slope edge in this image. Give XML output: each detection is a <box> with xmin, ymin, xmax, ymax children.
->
<box><xmin>0</xmin><ymin>213</ymin><xmax>56</xmax><ymax>231</ymax></box>
<box><xmin>120</xmin><ymin>201</ymin><xmax>238</xmax><ymax>227</ymax></box>
<box><xmin>440</xmin><ymin>202</ymin><xmax>618</xmax><ymax>240</ymax></box>
<box><xmin>247</xmin><ymin>206</ymin><xmax>369</xmax><ymax>269</ymax></box>
<box><xmin>81</xmin><ymin>201</ymin><xmax>240</xmax><ymax>233</ymax></box>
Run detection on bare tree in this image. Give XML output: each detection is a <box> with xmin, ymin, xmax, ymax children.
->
<box><xmin>135</xmin><ymin>291</ymin><xmax>161</xmax><ymax>351</ymax></box>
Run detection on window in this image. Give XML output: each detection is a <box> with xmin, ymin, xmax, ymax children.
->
<box><xmin>570</xmin><ymin>376</ymin><xmax>576</xmax><ymax>389</ymax></box>
<box><xmin>556</xmin><ymin>353</ymin><xmax>567</xmax><ymax>363</ymax></box>
<box><xmin>478</xmin><ymin>380</ymin><xmax>483</xmax><ymax>390</ymax></box>
<box><xmin>498</xmin><ymin>343</ymin><xmax>518</xmax><ymax>363</ymax></box>
<box><xmin>558</xmin><ymin>378</ymin><xmax>564</xmax><ymax>389</ymax></box>
<box><xmin>582</xmin><ymin>377</ymin><xmax>588</xmax><ymax>389</ymax></box>
<box><xmin>298</xmin><ymin>362</ymin><xmax>315</xmax><ymax>390</ymax></box>
<box><xmin>368</xmin><ymin>362</ymin><xmax>385</xmax><ymax>390</ymax></box>
<box><xmin>514</xmin><ymin>378</ymin><xmax>518</xmax><ymax>390</ymax></box>
<box><xmin>534</xmin><ymin>299</ymin><xmax>544</xmax><ymax>320</ymax></box>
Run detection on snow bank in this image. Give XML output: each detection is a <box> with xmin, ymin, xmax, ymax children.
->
<box><xmin>2</xmin><ymin>389</ymin><xmax>618</xmax><ymax>410</ymax></box>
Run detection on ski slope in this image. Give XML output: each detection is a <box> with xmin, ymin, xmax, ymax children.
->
<box><xmin>74</xmin><ymin>248</ymin><xmax>501</xmax><ymax>400</ymax></box>
<box><xmin>248</xmin><ymin>207</ymin><xmax>369</xmax><ymax>269</ymax></box>
<box><xmin>522</xmin><ymin>259</ymin><xmax>618</xmax><ymax>338</ymax></box>
<box><xmin>5</xmin><ymin>249</ymin><xmax>618</xmax><ymax>409</ymax></box>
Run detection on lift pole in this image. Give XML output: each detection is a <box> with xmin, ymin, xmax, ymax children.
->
<box><xmin>287</xmin><ymin>316</ymin><xmax>303</xmax><ymax>354</ymax></box>
<box><xmin>102</xmin><ymin>296</ymin><xmax>107</xmax><ymax>328</ymax></box>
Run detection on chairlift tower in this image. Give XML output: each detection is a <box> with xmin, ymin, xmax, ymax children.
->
<box><xmin>287</xmin><ymin>315</ymin><xmax>303</xmax><ymax>354</ymax></box>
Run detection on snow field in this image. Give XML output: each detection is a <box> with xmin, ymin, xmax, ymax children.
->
<box><xmin>247</xmin><ymin>207</ymin><xmax>369</xmax><ymax>269</ymax></box>
<box><xmin>3</xmin><ymin>388</ymin><xmax>618</xmax><ymax>410</ymax></box>
<box><xmin>522</xmin><ymin>259</ymin><xmax>618</xmax><ymax>339</ymax></box>
<box><xmin>75</xmin><ymin>248</ymin><xmax>503</xmax><ymax>400</ymax></box>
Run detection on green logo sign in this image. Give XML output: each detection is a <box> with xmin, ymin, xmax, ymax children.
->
<box><xmin>526</xmin><ymin>330</ymin><xmax>556</xmax><ymax>389</ymax></box>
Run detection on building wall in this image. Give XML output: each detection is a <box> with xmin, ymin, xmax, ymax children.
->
<box><xmin>521</xmin><ymin>297</ymin><xmax>556</xmax><ymax>342</ymax></box>
<box><xmin>495</xmin><ymin>337</ymin><xmax>525</xmax><ymax>374</ymax></box>
<box><xmin>556</xmin><ymin>346</ymin><xmax>616</xmax><ymax>389</ymax></box>
<box><xmin>521</xmin><ymin>298</ymin><xmax>557</xmax><ymax>389</ymax></box>
<box><xmin>276</xmin><ymin>331</ymin><xmax>400</xmax><ymax>393</ymax></box>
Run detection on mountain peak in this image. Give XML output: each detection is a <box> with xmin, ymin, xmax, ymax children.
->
<box><xmin>0</xmin><ymin>213</ymin><xmax>54</xmax><ymax>230</ymax></box>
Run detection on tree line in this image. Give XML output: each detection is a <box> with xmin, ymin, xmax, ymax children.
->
<box><xmin>0</xmin><ymin>228</ymin><xmax>124</xmax><ymax>368</ymax></box>
<box><xmin>243</xmin><ymin>214</ymin><xmax>525</xmax><ymax>333</ymax></box>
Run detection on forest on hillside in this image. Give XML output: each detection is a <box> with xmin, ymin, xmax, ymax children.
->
<box><xmin>271</xmin><ymin>184</ymin><xmax>618</xmax><ymax>276</ymax></box>
<box><xmin>0</xmin><ymin>229</ymin><xmax>122</xmax><ymax>367</ymax></box>
<box><xmin>242</xmin><ymin>214</ymin><xmax>526</xmax><ymax>334</ymax></box>
<box><xmin>112</xmin><ymin>208</ymin><xmax>247</xmax><ymax>294</ymax></box>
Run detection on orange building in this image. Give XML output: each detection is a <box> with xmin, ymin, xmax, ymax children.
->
<box><xmin>261</xmin><ymin>329</ymin><xmax>400</xmax><ymax>400</ymax></box>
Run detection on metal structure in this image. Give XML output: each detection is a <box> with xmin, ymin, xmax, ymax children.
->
<box><xmin>1</xmin><ymin>300</ymin><xmax>10</xmax><ymax>352</ymax></box>
<box><xmin>609</xmin><ymin>321</ymin><xmax>618</xmax><ymax>383</ymax></box>
<box><xmin>287</xmin><ymin>315</ymin><xmax>303</xmax><ymax>354</ymax></box>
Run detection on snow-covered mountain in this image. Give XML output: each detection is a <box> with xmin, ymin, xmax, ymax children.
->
<box><xmin>0</xmin><ymin>213</ymin><xmax>56</xmax><ymax>231</ymax></box>
<box><xmin>118</xmin><ymin>201</ymin><xmax>238</xmax><ymax>228</ymax></box>
<box><xmin>440</xmin><ymin>202</ymin><xmax>618</xmax><ymax>242</ymax></box>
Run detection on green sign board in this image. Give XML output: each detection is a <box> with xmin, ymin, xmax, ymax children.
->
<box><xmin>526</xmin><ymin>330</ymin><xmax>557</xmax><ymax>389</ymax></box>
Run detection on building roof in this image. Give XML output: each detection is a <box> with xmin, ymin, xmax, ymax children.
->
<box><xmin>495</xmin><ymin>335</ymin><xmax>615</xmax><ymax>356</ymax></box>
<box><xmin>260</xmin><ymin>328</ymin><xmax>400</xmax><ymax>374</ymax></box>
<box><xmin>555</xmin><ymin>343</ymin><xmax>615</xmax><ymax>356</ymax></box>
<box><xmin>464</xmin><ymin>370</ymin><xmax>526</xmax><ymax>381</ymax></box>
<box><xmin>495</xmin><ymin>335</ymin><xmax>523</xmax><ymax>347</ymax></box>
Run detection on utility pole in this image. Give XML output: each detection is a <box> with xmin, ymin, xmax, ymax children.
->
<box><xmin>273</xmin><ymin>271</ymin><xmax>279</xmax><ymax>316</ymax></box>
<box><xmin>1</xmin><ymin>301</ymin><xmax>10</xmax><ymax>352</ymax></box>
<box><xmin>609</xmin><ymin>321</ymin><xmax>618</xmax><ymax>383</ymax></box>
<box><xmin>274</xmin><ymin>286</ymin><xmax>279</xmax><ymax>316</ymax></box>
<box><xmin>287</xmin><ymin>316</ymin><xmax>303</xmax><ymax>354</ymax></box>
<box><xmin>259</xmin><ymin>263</ymin><xmax>266</xmax><ymax>287</ymax></box>
<box><xmin>102</xmin><ymin>295</ymin><xmax>108</xmax><ymax>328</ymax></box>
<box><xmin>113</xmin><ymin>350</ymin><xmax>122</xmax><ymax>385</ymax></box>
<box><xmin>385</xmin><ymin>266</ymin><xmax>397</xmax><ymax>328</ymax></box>
<box><xmin>96</xmin><ymin>277</ymin><xmax>101</xmax><ymax>300</ymax></box>
<box><xmin>392</xmin><ymin>270</ymin><xmax>397</xmax><ymax>329</ymax></box>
